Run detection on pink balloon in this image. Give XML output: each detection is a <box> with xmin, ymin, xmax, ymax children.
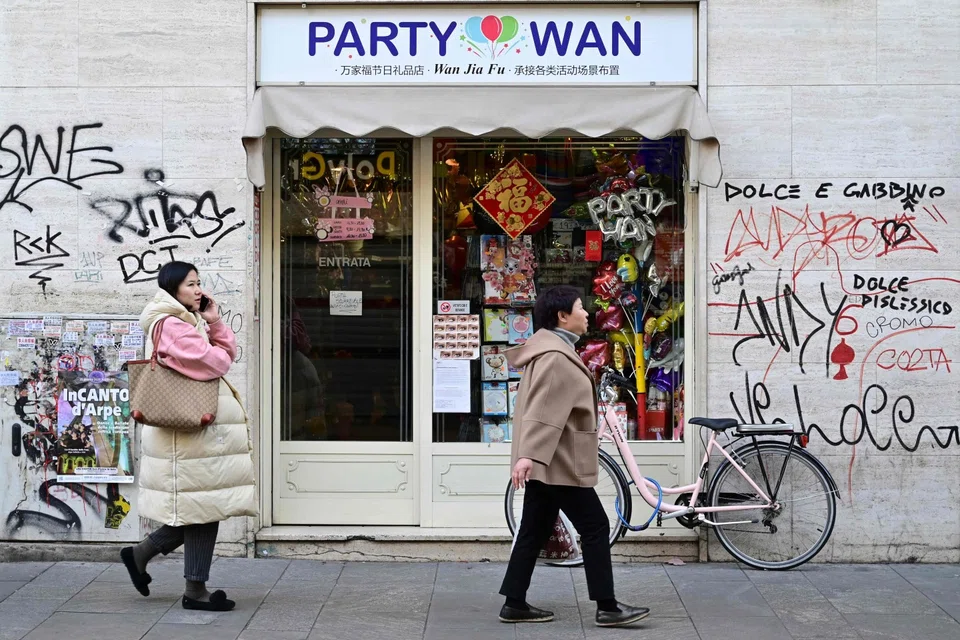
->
<box><xmin>480</xmin><ymin>15</ymin><xmax>502</xmax><ymax>42</ymax></box>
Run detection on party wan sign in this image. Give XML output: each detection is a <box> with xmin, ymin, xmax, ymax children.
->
<box><xmin>259</xmin><ymin>5</ymin><xmax>697</xmax><ymax>85</ymax></box>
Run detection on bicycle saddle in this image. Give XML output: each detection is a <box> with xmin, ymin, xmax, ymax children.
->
<box><xmin>688</xmin><ymin>417</ymin><xmax>739</xmax><ymax>432</ymax></box>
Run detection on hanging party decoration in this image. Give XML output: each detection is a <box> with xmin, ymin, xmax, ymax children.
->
<box><xmin>578</xmin><ymin>339</ymin><xmax>611</xmax><ymax>378</ymax></box>
<box><xmin>591</xmin><ymin>261</ymin><xmax>625</xmax><ymax>301</ymax></box>
<box><xmin>596</xmin><ymin>304</ymin><xmax>625</xmax><ymax>332</ymax></box>
<box><xmin>587</xmin><ymin>186</ymin><xmax>677</xmax><ymax>247</ymax></box>
<box><xmin>474</xmin><ymin>159</ymin><xmax>555</xmax><ymax>239</ymax></box>
<box><xmin>616</xmin><ymin>254</ymin><xmax>639</xmax><ymax>283</ymax></box>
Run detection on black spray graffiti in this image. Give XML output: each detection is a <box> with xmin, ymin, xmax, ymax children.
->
<box><xmin>729</xmin><ymin>372</ymin><xmax>959</xmax><ymax>452</ymax></box>
<box><xmin>5</xmin><ymin>479</ymin><xmax>126</xmax><ymax>536</ymax></box>
<box><xmin>730</xmin><ymin>271</ymin><xmax>848</xmax><ymax>376</ymax></box>
<box><xmin>90</xmin><ymin>170</ymin><xmax>245</xmax><ymax>284</ymax></box>
<box><xmin>13</xmin><ymin>225</ymin><xmax>71</xmax><ymax>293</ymax></box>
<box><xmin>712</xmin><ymin>263</ymin><xmax>755</xmax><ymax>294</ymax></box>
<box><xmin>0</xmin><ymin>123</ymin><xmax>124</xmax><ymax>213</ymax></box>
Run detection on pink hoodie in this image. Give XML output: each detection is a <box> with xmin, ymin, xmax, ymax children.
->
<box><xmin>154</xmin><ymin>317</ymin><xmax>237</xmax><ymax>381</ymax></box>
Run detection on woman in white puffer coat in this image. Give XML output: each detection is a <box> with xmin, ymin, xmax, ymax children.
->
<box><xmin>120</xmin><ymin>261</ymin><xmax>257</xmax><ymax>612</ymax></box>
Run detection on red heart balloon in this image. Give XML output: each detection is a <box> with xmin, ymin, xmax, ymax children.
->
<box><xmin>592</xmin><ymin>261</ymin><xmax>624</xmax><ymax>301</ymax></box>
<box><xmin>578</xmin><ymin>339</ymin><xmax>611</xmax><ymax>377</ymax></box>
<box><xmin>596</xmin><ymin>304</ymin><xmax>625</xmax><ymax>331</ymax></box>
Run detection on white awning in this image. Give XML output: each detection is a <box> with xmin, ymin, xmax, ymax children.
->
<box><xmin>242</xmin><ymin>85</ymin><xmax>722</xmax><ymax>188</ymax></box>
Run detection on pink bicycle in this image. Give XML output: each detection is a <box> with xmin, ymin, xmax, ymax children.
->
<box><xmin>505</xmin><ymin>368</ymin><xmax>838</xmax><ymax>570</ymax></box>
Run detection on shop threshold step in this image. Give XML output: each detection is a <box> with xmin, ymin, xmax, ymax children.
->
<box><xmin>256</xmin><ymin>525</ymin><xmax>698</xmax><ymax>542</ymax></box>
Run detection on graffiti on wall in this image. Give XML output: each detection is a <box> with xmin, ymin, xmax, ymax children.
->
<box><xmin>1</xmin><ymin>123</ymin><xmax>245</xmax><ymax>291</ymax></box>
<box><xmin>710</xmin><ymin>181</ymin><xmax>956</xmax><ymax>460</ymax></box>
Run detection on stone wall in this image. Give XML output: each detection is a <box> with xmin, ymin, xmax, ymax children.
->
<box><xmin>705</xmin><ymin>0</ymin><xmax>960</xmax><ymax>561</ymax></box>
<box><xmin>0</xmin><ymin>0</ymin><xmax>255</xmax><ymax>553</ymax></box>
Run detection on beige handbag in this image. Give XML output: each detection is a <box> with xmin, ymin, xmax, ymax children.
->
<box><xmin>126</xmin><ymin>316</ymin><xmax>219</xmax><ymax>432</ymax></box>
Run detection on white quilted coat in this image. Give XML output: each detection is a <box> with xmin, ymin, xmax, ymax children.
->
<box><xmin>137</xmin><ymin>292</ymin><xmax>258</xmax><ymax>526</ymax></box>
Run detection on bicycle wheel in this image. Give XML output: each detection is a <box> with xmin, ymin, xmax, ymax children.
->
<box><xmin>505</xmin><ymin>449</ymin><xmax>630</xmax><ymax>565</ymax></box>
<box><xmin>708</xmin><ymin>441</ymin><xmax>836</xmax><ymax>570</ymax></box>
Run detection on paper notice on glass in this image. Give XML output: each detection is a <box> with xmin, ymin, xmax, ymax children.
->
<box><xmin>0</xmin><ymin>371</ymin><xmax>20</xmax><ymax>386</ymax></box>
<box><xmin>330</xmin><ymin>291</ymin><xmax>362</xmax><ymax>316</ymax></box>
<box><xmin>433</xmin><ymin>360</ymin><xmax>471</xmax><ymax>414</ymax></box>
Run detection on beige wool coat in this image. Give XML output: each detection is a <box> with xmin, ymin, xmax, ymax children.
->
<box><xmin>507</xmin><ymin>329</ymin><xmax>599</xmax><ymax>487</ymax></box>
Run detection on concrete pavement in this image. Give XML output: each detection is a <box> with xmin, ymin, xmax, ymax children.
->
<box><xmin>0</xmin><ymin>559</ymin><xmax>958</xmax><ymax>639</ymax></box>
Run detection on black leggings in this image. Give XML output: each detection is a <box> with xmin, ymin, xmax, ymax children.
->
<box><xmin>148</xmin><ymin>522</ymin><xmax>220</xmax><ymax>582</ymax></box>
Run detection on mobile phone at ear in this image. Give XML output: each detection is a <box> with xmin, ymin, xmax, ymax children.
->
<box><xmin>199</xmin><ymin>295</ymin><xmax>210</xmax><ymax>312</ymax></box>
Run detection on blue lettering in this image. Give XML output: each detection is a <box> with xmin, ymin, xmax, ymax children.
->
<box><xmin>398</xmin><ymin>21</ymin><xmax>428</xmax><ymax>55</ymax></box>
<box><xmin>530</xmin><ymin>21</ymin><xmax>574</xmax><ymax>56</ymax></box>
<box><xmin>575</xmin><ymin>21</ymin><xmax>606</xmax><ymax>56</ymax></box>
<box><xmin>612</xmin><ymin>21</ymin><xmax>641</xmax><ymax>56</ymax></box>
<box><xmin>370</xmin><ymin>21</ymin><xmax>399</xmax><ymax>56</ymax></box>
<box><xmin>429</xmin><ymin>21</ymin><xmax>457</xmax><ymax>56</ymax></box>
<box><xmin>308</xmin><ymin>21</ymin><xmax>334</xmax><ymax>56</ymax></box>
<box><xmin>335</xmin><ymin>21</ymin><xmax>365</xmax><ymax>56</ymax></box>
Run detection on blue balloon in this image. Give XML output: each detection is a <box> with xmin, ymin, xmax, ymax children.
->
<box><xmin>464</xmin><ymin>16</ymin><xmax>485</xmax><ymax>43</ymax></box>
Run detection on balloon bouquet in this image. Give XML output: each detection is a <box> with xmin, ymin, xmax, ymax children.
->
<box><xmin>463</xmin><ymin>15</ymin><xmax>521</xmax><ymax>59</ymax></box>
<box><xmin>568</xmin><ymin>152</ymin><xmax>685</xmax><ymax>440</ymax></box>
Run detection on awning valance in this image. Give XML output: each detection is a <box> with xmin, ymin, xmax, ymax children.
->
<box><xmin>242</xmin><ymin>85</ymin><xmax>722</xmax><ymax>188</ymax></box>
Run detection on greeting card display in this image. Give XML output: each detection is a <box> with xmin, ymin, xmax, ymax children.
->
<box><xmin>481</xmin><ymin>235</ymin><xmax>538</xmax><ymax>305</ymax></box>
<box><xmin>508</xmin><ymin>381</ymin><xmax>520</xmax><ymax>417</ymax></box>
<box><xmin>509</xmin><ymin>363</ymin><xmax>525</xmax><ymax>380</ymax></box>
<box><xmin>473</xmin><ymin>159</ymin><xmax>556</xmax><ymax>238</ymax></box>
<box><xmin>481</xmin><ymin>420</ymin><xmax>510</xmax><ymax>443</ymax></box>
<box><xmin>433</xmin><ymin>314</ymin><xmax>481</xmax><ymax>360</ymax></box>
<box><xmin>482</xmin><ymin>382</ymin><xmax>509</xmax><ymax>416</ymax></box>
<box><xmin>483</xmin><ymin>308</ymin><xmax>510</xmax><ymax>342</ymax></box>
<box><xmin>507</xmin><ymin>310</ymin><xmax>534</xmax><ymax>345</ymax></box>
<box><xmin>481</xmin><ymin>345</ymin><xmax>509</xmax><ymax>381</ymax></box>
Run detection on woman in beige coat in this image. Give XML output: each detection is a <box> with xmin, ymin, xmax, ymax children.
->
<box><xmin>498</xmin><ymin>285</ymin><xmax>649</xmax><ymax>628</ymax></box>
<box><xmin>121</xmin><ymin>261</ymin><xmax>257</xmax><ymax>612</ymax></box>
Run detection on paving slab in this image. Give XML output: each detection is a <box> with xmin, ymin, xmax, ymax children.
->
<box><xmin>141</xmin><ymin>624</ymin><xmax>243</xmax><ymax>640</ymax></box>
<box><xmin>22</xmin><ymin>611</ymin><xmax>158</xmax><ymax>640</ymax></box>
<box><xmin>1</xmin><ymin>559</ymin><xmax>960</xmax><ymax>639</ymax></box>
<box><xmin>843</xmin><ymin>613</ymin><xmax>960</xmax><ymax>640</ymax></box>
<box><xmin>0</xmin><ymin>581</ymin><xmax>24</xmax><ymax>601</ymax></box>
<box><xmin>0</xmin><ymin>563</ymin><xmax>52</xmax><ymax>582</ymax></box>
<box><xmin>674</xmin><ymin>579</ymin><xmax>776</xmax><ymax>620</ymax></box>
<box><xmin>691</xmin><ymin>615</ymin><xmax>791</xmax><ymax>640</ymax></box>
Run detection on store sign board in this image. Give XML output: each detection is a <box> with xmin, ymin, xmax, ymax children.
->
<box><xmin>259</xmin><ymin>5</ymin><xmax>697</xmax><ymax>85</ymax></box>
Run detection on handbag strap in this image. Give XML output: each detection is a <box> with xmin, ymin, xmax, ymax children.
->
<box><xmin>150</xmin><ymin>316</ymin><xmax>172</xmax><ymax>370</ymax></box>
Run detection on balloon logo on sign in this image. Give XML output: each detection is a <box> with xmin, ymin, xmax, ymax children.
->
<box><xmin>463</xmin><ymin>15</ymin><xmax>522</xmax><ymax>59</ymax></box>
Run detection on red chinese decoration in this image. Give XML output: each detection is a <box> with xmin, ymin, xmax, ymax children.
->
<box><xmin>473</xmin><ymin>159</ymin><xmax>556</xmax><ymax>239</ymax></box>
<box><xmin>585</xmin><ymin>230</ymin><xmax>603</xmax><ymax>261</ymax></box>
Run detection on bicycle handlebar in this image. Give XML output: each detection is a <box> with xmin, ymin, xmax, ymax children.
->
<box><xmin>598</xmin><ymin>368</ymin><xmax>637</xmax><ymax>395</ymax></box>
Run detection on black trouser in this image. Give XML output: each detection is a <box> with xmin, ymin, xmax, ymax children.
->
<box><xmin>500</xmin><ymin>480</ymin><xmax>615</xmax><ymax>602</ymax></box>
<box><xmin>148</xmin><ymin>522</ymin><xmax>220</xmax><ymax>582</ymax></box>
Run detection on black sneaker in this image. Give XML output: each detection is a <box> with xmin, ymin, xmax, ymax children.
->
<box><xmin>498</xmin><ymin>604</ymin><xmax>555</xmax><ymax>623</ymax></box>
<box><xmin>595</xmin><ymin>603</ymin><xmax>650</xmax><ymax>627</ymax></box>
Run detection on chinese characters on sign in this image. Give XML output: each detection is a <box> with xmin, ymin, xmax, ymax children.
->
<box><xmin>473</xmin><ymin>159</ymin><xmax>555</xmax><ymax>239</ymax></box>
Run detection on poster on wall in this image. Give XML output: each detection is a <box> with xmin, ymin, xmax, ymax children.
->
<box><xmin>55</xmin><ymin>370</ymin><xmax>135</xmax><ymax>484</ymax></box>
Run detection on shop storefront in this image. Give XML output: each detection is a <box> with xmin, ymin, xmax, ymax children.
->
<box><xmin>244</xmin><ymin>2</ymin><xmax>721</xmax><ymax>537</ymax></box>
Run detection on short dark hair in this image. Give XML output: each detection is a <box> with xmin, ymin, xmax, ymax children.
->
<box><xmin>157</xmin><ymin>261</ymin><xmax>199</xmax><ymax>299</ymax></box>
<box><xmin>533</xmin><ymin>285</ymin><xmax>581</xmax><ymax>331</ymax></box>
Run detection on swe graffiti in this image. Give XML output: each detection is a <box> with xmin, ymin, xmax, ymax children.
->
<box><xmin>0</xmin><ymin>123</ymin><xmax>124</xmax><ymax>213</ymax></box>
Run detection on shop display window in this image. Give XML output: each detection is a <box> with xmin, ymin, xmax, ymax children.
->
<box><xmin>432</xmin><ymin>138</ymin><xmax>687</xmax><ymax>444</ymax></box>
<box><xmin>278</xmin><ymin>138</ymin><xmax>414</xmax><ymax>442</ymax></box>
